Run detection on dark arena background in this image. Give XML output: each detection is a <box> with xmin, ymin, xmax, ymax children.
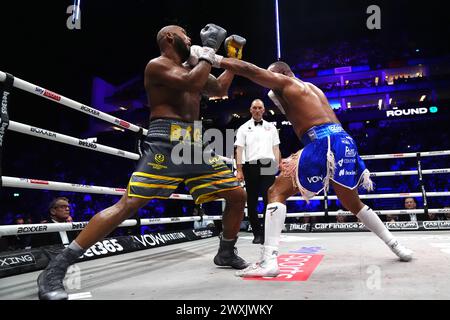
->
<box><xmin>0</xmin><ymin>0</ymin><xmax>449</xmax><ymax>307</ymax></box>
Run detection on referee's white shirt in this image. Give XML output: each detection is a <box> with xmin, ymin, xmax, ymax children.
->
<box><xmin>235</xmin><ymin>119</ymin><xmax>280</xmax><ymax>162</ymax></box>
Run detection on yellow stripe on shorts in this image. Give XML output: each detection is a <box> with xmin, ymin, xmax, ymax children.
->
<box><xmin>185</xmin><ymin>170</ymin><xmax>232</xmax><ymax>185</ymax></box>
<box><xmin>189</xmin><ymin>177</ymin><xmax>238</xmax><ymax>194</ymax></box>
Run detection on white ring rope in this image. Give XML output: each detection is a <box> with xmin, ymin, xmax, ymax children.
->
<box><xmin>2</xmin><ymin>71</ymin><xmax>450</xmax><ymax>238</ymax></box>
<box><xmin>2</xmin><ymin>170</ymin><xmax>449</xmax><ymax>200</ymax></box>
<box><xmin>0</xmin><ymin>215</ymin><xmax>223</xmax><ymax>237</ymax></box>
<box><xmin>1</xmin><ymin>71</ymin><xmax>450</xmax><ymax>161</ymax></box>
<box><xmin>0</xmin><ymin>70</ymin><xmax>148</xmax><ymax>135</ymax></box>
<box><xmin>360</xmin><ymin>150</ymin><xmax>450</xmax><ymax>160</ymax></box>
<box><xmin>8</xmin><ymin>121</ymin><xmax>140</xmax><ymax>160</ymax></box>
<box><xmin>283</xmin><ymin>208</ymin><xmax>450</xmax><ymax>218</ymax></box>
<box><xmin>1</xmin><ymin>208</ymin><xmax>449</xmax><ymax>236</ymax></box>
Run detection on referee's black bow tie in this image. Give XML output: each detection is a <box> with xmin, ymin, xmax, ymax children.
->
<box><xmin>254</xmin><ymin>120</ymin><xmax>263</xmax><ymax>126</ymax></box>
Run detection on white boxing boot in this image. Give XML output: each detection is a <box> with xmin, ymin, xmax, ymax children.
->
<box><xmin>235</xmin><ymin>246</ymin><xmax>280</xmax><ymax>277</ymax></box>
<box><xmin>387</xmin><ymin>239</ymin><xmax>413</xmax><ymax>262</ymax></box>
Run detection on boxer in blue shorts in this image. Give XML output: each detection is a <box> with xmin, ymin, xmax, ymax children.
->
<box><xmin>218</xmin><ymin>59</ymin><xmax>413</xmax><ymax>277</ymax></box>
<box><xmin>37</xmin><ymin>24</ymin><xmax>249</xmax><ymax>299</ymax></box>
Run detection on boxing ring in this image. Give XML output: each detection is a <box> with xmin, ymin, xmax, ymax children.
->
<box><xmin>1</xmin><ymin>71</ymin><xmax>450</xmax><ymax>300</ymax></box>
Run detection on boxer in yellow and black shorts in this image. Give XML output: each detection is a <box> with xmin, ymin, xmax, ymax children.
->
<box><xmin>37</xmin><ymin>24</ymin><xmax>249</xmax><ymax>300</ymax></box>
<box><xmin>128</xmin><ymin>118</ymin><xmax>241</xmax><ymax>204</ymax></box>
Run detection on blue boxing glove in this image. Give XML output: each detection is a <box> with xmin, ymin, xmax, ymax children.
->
<box><xmin>200</xmin><ymin>23</ymin><xmax>227</xmax><ymax>52</ymax></box>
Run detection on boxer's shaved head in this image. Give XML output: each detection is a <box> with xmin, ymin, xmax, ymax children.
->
<box><xmin>268</xmin><ymin>61</ymin><xmax>294</xmax><ymax>77</ymax></box>
<box><xmin>156</xmin><ymin>25</ymin><xmax>191</xmax><ymax>61</ymax></box>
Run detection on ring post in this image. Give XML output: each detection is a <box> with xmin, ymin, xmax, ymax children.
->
<box><xmin>416</xmin><ymin>152</ymin><xmax>429</xmax><ymax>215</ymax></box>
<box><xmin>323</xmin><ymin>189</ymin><xmax>329</xmax><ymax>223</ymax></box>
<box><xmin>0</xmin><ymin>73</ymin><xmax>14</xmax><ymax>188</ymax></box>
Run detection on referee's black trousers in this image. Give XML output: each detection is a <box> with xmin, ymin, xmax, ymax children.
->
<box><xmin>242</xmin><ymin>159</ymin><xmax>276</xmax><ymax>237</ymax></box>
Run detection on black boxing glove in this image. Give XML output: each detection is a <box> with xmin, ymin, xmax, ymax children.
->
<box><xmin>200</xmin><ymin>23</ymin><xmax>227</xmax><ymax>52</ymax></box>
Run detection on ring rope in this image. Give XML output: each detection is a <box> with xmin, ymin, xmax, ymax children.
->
<box><xmin>2</xmin><ymin>176</ymin><xmax>449</xmax><ymax>200</ymax></box>
<box><xmin>1</xmin><ymin>208</ymin><xmax>449</xmax><ymax>237</ymax></box>
<box><xmin>2</xmin><ymin>71</ymin><xmax>450</xmax><ymax>161</ymax></box>
<box><xmin>8</xmin><ymin>120</ymin><xmax>140</xmax><ymax>160</ymax></box>
<box><xmin>0</xmin><ymin>70</ymin><xmax>148</xmax><ymax>135</ymax></box>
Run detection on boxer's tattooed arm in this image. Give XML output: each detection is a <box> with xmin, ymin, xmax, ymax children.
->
<box><xmin>201</xmin><ymin>71</ymin><xmax>234</xmax><ymax>97</ymax></box>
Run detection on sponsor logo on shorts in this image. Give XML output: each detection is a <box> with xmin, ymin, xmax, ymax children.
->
<box><xmin>345</xmin><ymin>146</ymin><xmax>356</xmax><ymax>157</ymax></box>
<box><xmin>307</xmin><ymin>130</ymin><xmax>317</xmax><ymax>140</ymax></box>
<box><xmin>0</xmin><ymin>253</ymin><xmax>36</xmax><ymax>269</ymax></box>
<box><xmin>307</xmin><ymin>176</ymin><xmax>323</xmax><ymax>183</ymax></box>
<box><xmin>154</xmin><ymin>154</ymin><xmax>165</xmax><ymax>164</ymax></box>
<box><xmin>117</xmin><ymin>150</ymin><xmax>125</xmax><ymax>156</ymax></box>
<box><xmin>147</xmin><ymin>162</ymin><xmax>168</xmax><ymax>170</ymax></box>
<box><xmin>338</xmin><ymin>169</ymin><xmax>356</xmax><ymax>177</ymax></box>
<box><xmin>169</xmin><ymin>124</ymin><xmax>201</xmax><ymax>143</ymax></box>
<box><xmin>208</xmin><ymin>155</ymin><xmax>220</xmax><ymax>165</ymax></box>
<box><xmin>328</xmin><ymin>124</ymin><xmax>342</xmax><ymax>133</ymax></box>
<box><xmin>81</xmin><ymin>105</ymin><xmax>100</xmax><ymax>116</ymax></box>
<box><xmin>17</xmin><ymin>225</ymin><xmax>48</xmax><ymax>233</ymax></box>
<box><xmin>244</xmin><ymin>254</ymin><xmax>323</xmax><ymax>282</ymax></box>
<box><xmin>30</xmin><ymin>127</ymin><xmax>57</xmax><ymax>138</ymax></box>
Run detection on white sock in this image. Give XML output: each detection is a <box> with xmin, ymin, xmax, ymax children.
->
<box><xmin>68</xmin><ymin>240</ymin><xmax>85</xmax><ymax>253</ymax></box>
<box><xmin>264</xmin><ymin>202</ymin><xmax>287</xmax><ymax>251</ymax></box>
<box><xmin>356</xmin><ymin>205</ymin><xmax>394</xmax><ymax>244</ymax></box>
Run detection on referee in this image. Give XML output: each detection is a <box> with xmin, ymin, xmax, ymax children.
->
<box><xmin>235</xmin><ymin>99</ymin><xmax>281</xmax><ymax>244</ymax></box>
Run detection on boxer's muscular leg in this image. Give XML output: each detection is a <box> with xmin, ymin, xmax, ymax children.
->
<box><xmin>236</xmin><ymin>175</ymin><xmax>297</xmax><ymax>277</ymax></box>
<box><xmin>264</xmin><ymin>175</ymin><xmax>297</xmax><ymax>248</ymax></box>
<box><xmin>217</xmin><ymin>187</ymin><xmax>246</xmax><ymax>239</ymax></box>
<box><xmin>74</xmin><ymin>194</ymin><xmax>149</xmax><ymax>249</ymax></box>
<box><xmin>38</xmin><ymin>193</ymin><xmax>149</xmax><ymax>300</ymax></box>
<box><xmin>332</xmin><ymin>181</ymin><xmax>413</xmax><ymax>262</ymax></box>
<box><xmin>213</xmin><ymin>187</ymin><xmax>248</xmax><ymax>270</ymax></box>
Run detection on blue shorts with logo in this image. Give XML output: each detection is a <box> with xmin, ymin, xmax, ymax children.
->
<box><xmin>295</xmin><ymin>123</ymin><xmax>370</xmax><ymax>197</ymax></box>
